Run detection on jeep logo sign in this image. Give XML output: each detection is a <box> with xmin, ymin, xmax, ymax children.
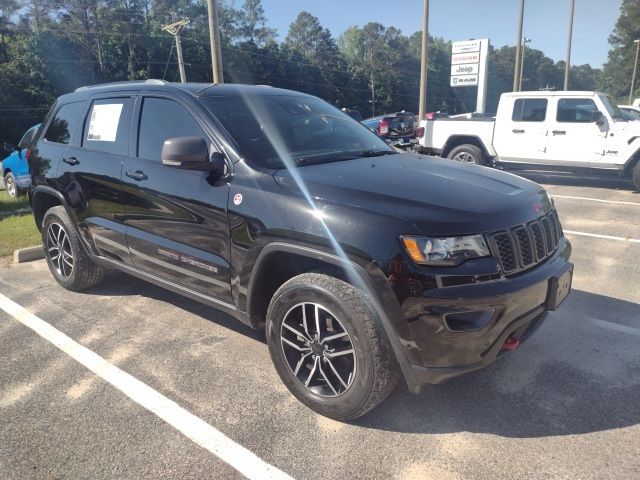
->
<box><xmin>451</xmin><ymin>64</ymin><xmax>479</xmax><ymax>76</ymax></box>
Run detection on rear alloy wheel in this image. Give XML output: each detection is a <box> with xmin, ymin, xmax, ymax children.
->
<box><xmin>267</xmin><ymin>273</ymin><xmax>399</xmax><ymax>420</ymax></box>
<box><xmin>42</xmin><ymin>206</ymin><xmax>104</xmax><ymax>291</ymax></box>
<box><xmin>447</xmin><ymin>144</ymin><xmax>484</xmax><ymax>165</ymax></box>
<box><xmin>4</xmin><ymin>172</ymin><xmax>18</xmax><ymax>197</ymax></box>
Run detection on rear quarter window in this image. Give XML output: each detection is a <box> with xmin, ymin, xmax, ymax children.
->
<box><xmin>43</xmin><ymin>102</ymin><xmax>86</xmax><ymax>145</ymax></box>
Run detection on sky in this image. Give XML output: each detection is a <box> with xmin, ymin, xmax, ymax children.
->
<box><xmin>260</xmin><ymin>0</ymin><xmax>623</xmax><ymax>68</ymax></box>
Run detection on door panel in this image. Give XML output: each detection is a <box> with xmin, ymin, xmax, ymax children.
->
<box><xmin>545</xmin><ymin>97</ymin><xmax>606</xmax><ymax>166</ymax></box>
<box><xmin>121</xmin><ymin>96</ymin><xmax>232</xmax><ymax>303</ymax></box>
<box><xmin>56</xmin><ymin>96</ymin><xmax>133</xmax><ymax>263</ymax></box>
<box><xmin>493</xmin><ymin>97</ymin><xmax>549</xmax><ymax>163</ymax></box>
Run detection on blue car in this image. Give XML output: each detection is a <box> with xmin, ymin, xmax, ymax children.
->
<box><xmin>2</xmin><ymin>124</ymin><xmax>40</xmax><ymax>197</ymax></box>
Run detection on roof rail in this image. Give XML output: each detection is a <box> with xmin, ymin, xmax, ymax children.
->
<box><xmin>75</xmin><ymin>79</ymin><xmax>169</xmax><ymax>92</ymax></box>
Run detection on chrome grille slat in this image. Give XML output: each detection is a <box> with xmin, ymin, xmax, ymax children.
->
<box><xmin>489</xmin><ymin>209</ymin><xmax>563</xmax><ymax>276</ymax></box>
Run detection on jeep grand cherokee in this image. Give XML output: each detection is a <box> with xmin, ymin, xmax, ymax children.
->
<box><xmin>28</xmin><ymin>80</ymin><xmax>573</xmax><ymax>419</ymax></box>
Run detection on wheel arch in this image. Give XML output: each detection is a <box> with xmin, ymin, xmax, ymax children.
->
<box><xmin>32</xmin><ymin>186</ymin><xmax>77</xmax><ymax>233</ymax></box>
<box><xmin>623</xmin><ymin>146</ymin><xmax>640</xmax><ymax>175</ymax></box>
<box><xmin>442</xmin><ymin>135</ymin><xmax>494</xmax><ymax>159</ymax></box>
<box><xmin>245</xmin><ymin>242</ymin><xmax>420</xmax><ymax>390</ymax></box>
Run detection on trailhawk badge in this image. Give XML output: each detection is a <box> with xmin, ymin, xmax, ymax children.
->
<box><xmin>233</xmin><ymin>193</ymin><xmax>243</xmax><ymax>206</ymax></box>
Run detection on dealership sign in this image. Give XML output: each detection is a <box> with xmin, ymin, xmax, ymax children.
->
<box><xmin>451</xmin><ymin>75</ymin><xmax>479</xmax><ymax>87</ymax></box>
<box><xmin>450</xmin><ymin>38</ymin><xmax>490</xmax><ymax>112</ymax></box>
<box><xmin>451</xmin><ymin>63</ymin><xmax>479</xmax><ymax>75</ymax></box>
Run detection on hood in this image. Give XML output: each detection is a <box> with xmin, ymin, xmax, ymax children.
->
<box><xmin>273</xmin><ymin>154</ymin><xmax>549</xmax><ymax>236</ymax></box>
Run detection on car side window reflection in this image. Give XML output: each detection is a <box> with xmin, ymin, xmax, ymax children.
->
<box><xmin>137</xmin><ymin>97</ymin><xmax>207</xmax><ymax>161</ymax></box>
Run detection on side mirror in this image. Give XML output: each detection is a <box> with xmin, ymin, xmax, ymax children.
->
<box><xmin>162</xmin><ymin>137</ymin><xmax>211</xmax><ymax>170</ymax></box>
<box><xmin>593</xmin><ymin>111</ymin><xmax>605</xmax><ymax>126</ymax></box>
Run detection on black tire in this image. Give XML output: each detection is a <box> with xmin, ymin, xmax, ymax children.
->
<box><xmin>4</xmin><ymin>172</ymin><xmax>21</xmax><ymax>197</ymax></box>
<box><xmin>633</xmin><ymin>161</ymin><xmax>640</xmax><ymax>192</ymax></box>
<box><xmin>266</xmin><ymin>273</ymin><xmax>399</xmax><ymax>420</ymax></box>
<box><xmin>42</xmin><ymin>206</ymin><xmax>104</xmax><ymax>291</ymax></box>
<box><xmin>447</xmin><ymin>144</ymin><xmax>484</xmax><ymax>165</ymax></box>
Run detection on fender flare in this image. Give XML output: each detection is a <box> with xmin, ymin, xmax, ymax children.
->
<box><xmin>31</xmin><ymin>186</ymin><xmax>93</xmax><ymax>253</ymax></box>
<box><xmin>443</xmin><ymin>134</ymin><xmax>496</xmax><ymax>158</ymax></box>
<box><xmin>247</xmin><ymin>242</ymin><xmax>420</xmax><ymax>389</ymax></box>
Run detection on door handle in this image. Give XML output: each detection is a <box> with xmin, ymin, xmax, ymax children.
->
<box><xmin>63</xmin><ymin>157</ymin><xmax>79</xmax><ymax>166</ymax></box>
<box><xmin>512</xmin><ymin>129</ymin><xmax>525</xmax><ymax>134</ymax></box>
<box><xmin>552</xmin><ymin>130</ymin><xmax>566</xmax><ymax>135</ymax></box>
<box><xmin>125</xmin><ymin>170</ymin><xmax>148</xmax><ymax>181</ymax></box>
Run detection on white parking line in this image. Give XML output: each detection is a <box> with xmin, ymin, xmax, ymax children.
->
<box><xmin>564</xmin><ymin>230</ymin><xmax>640</xmax><ymax>244</ymax></box>
<box><xmin>590</xmin><ymin>318</ymin><xmax>640</xmax><ymax>337</ymax></box>
<box><xmin>0</xmin><ymin>293</ymin><xmax>294</xmax><ymax>480</ymax></box>
<box><xmin>553</xmin><ymin>195</ymin><xmax>640</xmax><ymax>206</ymax></box>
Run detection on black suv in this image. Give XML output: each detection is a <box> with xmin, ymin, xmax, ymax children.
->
<box><xmin>28</xmin><ymin>81</ymin><xmax>573</xmax><ymax>419</ymax></box>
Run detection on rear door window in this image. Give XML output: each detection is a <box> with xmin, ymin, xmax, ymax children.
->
<box><xmin>512</xmin><ymin>98</ymin><xmax>548</xmax><ymax>122</ymax></box>
<box><xmin>18</xmin><ymin>125</ymin><xmax>39</xmax><ymax>149</ymax></box>
<box><xmin>43</xmin><ymin>102</ymin><xmax>85</xmax><ymax>145</ymax></box>
<box><xmin>82</xmin><ymin>98</ymin><xmax>132</xmax><ymax>154</ymax></box>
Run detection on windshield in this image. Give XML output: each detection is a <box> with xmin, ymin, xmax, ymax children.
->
<box><xmin>598</xmin><ymin>94</ymin><xmax>625</xmax><ymax>120</ymax></box>
<box><xmin>202</xmin><ymin>95</ymin><xmax>393</xmax><ymax>169</ymax></box>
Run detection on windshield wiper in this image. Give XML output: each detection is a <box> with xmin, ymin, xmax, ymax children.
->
<box><xmin>357</xmin><ymin>150</ymin><xmax>397</xmax><ymax>158</ymax></box>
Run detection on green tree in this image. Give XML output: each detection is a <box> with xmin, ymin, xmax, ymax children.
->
<box><xmin>598</xmin><ymin>0</ymin><xmax>640</xmax><ymax>101</ymax></box>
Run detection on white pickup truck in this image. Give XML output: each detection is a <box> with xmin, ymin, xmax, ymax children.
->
<box><xmin>416</xmin><ymin>91</ymin><xmax>640</xmax><ymax>191</ymax></box>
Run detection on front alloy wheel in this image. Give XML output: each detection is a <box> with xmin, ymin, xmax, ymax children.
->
<box><xmin>46</xmin><ymin>222</ymin><xmax>74</xmax><ymax>278</ymax></box>
<box><xmin>281</xmin><ymin>302</ymin><xmax>356</xmax><ymax>397</ymax></box>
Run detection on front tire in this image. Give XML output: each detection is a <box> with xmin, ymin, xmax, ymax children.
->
<box><xmin>266</xmin><ymin>273</ymin><xmax>399</xmax><ymax>420</ymax></box>
<box><xmin>633</xmin><ymin>161</ymin><xmax>640</xmax><ymax>192</ymax></box>
<box><xmin>447</xmin><ymin>144</ymin><xmax>484</xmax><ymax>165</ymax></box>
<box><xmin>42</xmin><ymin>206</ymin><xmax>104</xmax><ymax>291</ymax></box>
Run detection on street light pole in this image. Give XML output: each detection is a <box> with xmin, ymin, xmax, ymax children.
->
<box><xmin>206</xmin><ymin>0</ymin><xmax>224</xmax><ymax>83</ymax></box>
<box><xmin>513</xmin><ymin>0</ymin><xmax>525</xmax><ymax>92</ymax></box>
<box><xmin>519</xmin><ymin>37</ymin><xmax>531</xmax><ymax>91</ymax></box>
<box><xmin>629</xmin><ymin>39</ymin><xmax>640</xmax><ymax>104</ymax></box>
<box><xmin>418</xmin><ymin>0</ymin><xmax>429</xmax><ymax>120</ymax></box>
<box><xmin>564</xmin><ymin>0</ymin><xmax>575</xmax><ymax>90</ymax></box>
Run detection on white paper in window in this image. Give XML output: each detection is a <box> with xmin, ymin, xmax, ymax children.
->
<box><xmin>87</xmin><ymin>103</ymin><xmax>123</xmax><ymax>142</ymax></box>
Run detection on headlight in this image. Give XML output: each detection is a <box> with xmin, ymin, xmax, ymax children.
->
<box><xmin>400</xmin><ymin>235</ymin><xmax>491</xmax><ymax>266</ymax></box>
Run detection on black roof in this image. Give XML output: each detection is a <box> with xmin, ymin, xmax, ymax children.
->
<box><xmin>60</xmin><ymin>80</ymin><xmax>311</xmax><ymax>102</ymax></box>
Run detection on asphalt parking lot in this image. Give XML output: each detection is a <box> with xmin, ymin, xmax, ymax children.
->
<box><xmin>1</xmin><ymin>171</ymin><xmax>639</xmax><ymax>480</ymax></box>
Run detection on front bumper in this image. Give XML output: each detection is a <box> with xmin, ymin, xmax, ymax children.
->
<box><xmin>390</xmin><ymin>238</ymin><xmax>572</xmax><ymax>392</ymax></box>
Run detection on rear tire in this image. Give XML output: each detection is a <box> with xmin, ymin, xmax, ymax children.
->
<box><xmin>4</xmin><ymin>172</ymin><xmax>20</xmax><ymax>197</ymax></box>
<box><xmin>447</xmin><ymin>144</ymin><xmax>484</xmax><ymax>165</ymax></box>
<box><xmin>633</xmin><ymin>161</ymin><xmax>640</xmax><ymax>192</ymax></box>
<box><xmin>42</xmin><ymin>206</ymin><xmax>104</xmax><ymax>292</ymax></box>
<box><xmin>266</xmin><ymin>273</ymin><xmax>399</xmax><ymax>420</ymax></box>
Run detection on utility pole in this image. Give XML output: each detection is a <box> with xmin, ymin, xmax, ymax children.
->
<box><xmin>564</xmin><ymin>0</ymin><xmax>575</xmax><ymax>90</ymax></box>
<box><xmin>206</xmin><ymin>0</ymin><xmax>224</xmax><ymax>83</ymax></box>
<box><xmin>513</xmin><ymin>0</ymin><xmax>525</xmax><ymax>91</ymax></box>
<box><xmin>629</xmin><ymin>39</ymin><xmax>640</xmax><ymax>104</ymax></box>
<box><xmin>162</xmin><ymin>15</ymin><xmax>189</xmax><ymax>83</ymax></box>
<box><xmin>418</xmin><ymin>0</ymin><xmax>430</xmax><ymax>120</ymax></box>
<box><xmin>519</xmin><ymin>37</ymin><xmax>531</xmax><ymax>91</ymax></box>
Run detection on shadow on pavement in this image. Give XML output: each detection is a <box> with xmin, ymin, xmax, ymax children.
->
<box><xmin>86</xmin><ymin>271</ymin><xmax>640</xmax><ymax>438</ymax></box>
<box><xmin>506</xmin><ymin>168</ymin><xmax>637</xmax><ymax>192</ymax></box>
<box><xmin>355</xmin><ymin>289</ymin><xmax>640</xmax><ymax>438</ymax></box>
<box><xmin>85</xmin><ymin>270</ymin><xmax>266</xmax><ymax>343</ymax></box>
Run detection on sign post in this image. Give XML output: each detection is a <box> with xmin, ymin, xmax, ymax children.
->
<box><xmin>450</xmin><ymin>39</ymin><xmax>490</xmax><ymax>113</ymax></box>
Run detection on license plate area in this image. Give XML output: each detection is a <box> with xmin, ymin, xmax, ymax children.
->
<box><xmin>547</xmin><ymin>264</ymin><xmax>573</xmax><ymax>310</ymax></box>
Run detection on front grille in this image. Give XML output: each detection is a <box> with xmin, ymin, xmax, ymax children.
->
<box><xmin>488</xmin><ymin>209</ymin><xmax>563</xmax><ymax>276</ymax></box>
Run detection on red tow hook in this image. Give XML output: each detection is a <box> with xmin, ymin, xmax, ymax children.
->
<box><xmin>502</xmin><ymin>336</ymin><xmax>520</xmax><ymax>351</ymax></box>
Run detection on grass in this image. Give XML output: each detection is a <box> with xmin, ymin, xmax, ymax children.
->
<box><xmin>0</xmin><ymin>214</ymin><xmax>41</xmax><ymax>257</ymax></box>
<box><xmin>0</xmin><ymin>189</ymin><xmax>30</xmax><ymax>214</ymax></box>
